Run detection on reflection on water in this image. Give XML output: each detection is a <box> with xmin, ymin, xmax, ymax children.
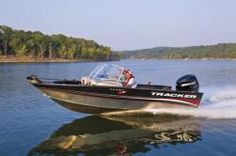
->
<box><xmin>29</xmin><ymin>113</ymin><xmax>201</xmax><ymax>155</ymax></box>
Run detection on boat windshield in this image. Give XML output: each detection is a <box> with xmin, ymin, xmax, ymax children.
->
<box><xmin>89</xmin><ymin>64</ymin><xmax>124</xmax><ymax>82</ymax></box>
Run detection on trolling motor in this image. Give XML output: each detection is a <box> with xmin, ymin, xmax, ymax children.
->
<box><xmin>27</xmin><ymin>74</ymin><xmax>42</xmax><ymax>83</ymax></box>
<box><xmin>176</xmin><ymin>74</ymin><xmax>199</xmax><ymax>92</ymax></box>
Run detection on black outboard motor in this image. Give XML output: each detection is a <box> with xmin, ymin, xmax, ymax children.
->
<box><xmin>176</xmin><ymin>74</ymin><xmax>199</xmax><ymax>92</ymax></box>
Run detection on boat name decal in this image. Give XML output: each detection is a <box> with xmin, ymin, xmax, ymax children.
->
<box><xmin>151</xmin><ymin>92</ymin><xmax>197</xmax><ymax>99</ymax></box>
<box><xmin>110</xmin><ymin>88</ymin><xmax>128</xmax><ymax>95</ymax></box>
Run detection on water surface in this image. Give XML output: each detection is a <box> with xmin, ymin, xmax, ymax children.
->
<box><xmin>0</xmin><ymin>60</ymin><xmax>236</xmax><ymax>155</ymax></box>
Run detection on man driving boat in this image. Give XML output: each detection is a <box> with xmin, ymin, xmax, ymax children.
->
<box><xmin>123</xmin><ymin>69</ymin><xmax>137</xmax><ymax>88</ymax></box>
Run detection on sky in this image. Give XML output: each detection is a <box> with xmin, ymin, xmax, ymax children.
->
<box><xmin>0</xmin><ymin>0</ymin><xmax>236</xmax><ymax>50</ymax></box>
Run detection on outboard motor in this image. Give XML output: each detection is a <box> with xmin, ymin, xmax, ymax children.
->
<box><xmin>176</xmin><ymin>74</ymin><xmax>199</xmax><ymax>92</ymax></box>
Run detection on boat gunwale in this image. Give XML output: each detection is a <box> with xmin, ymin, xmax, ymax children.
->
<box><xmin>29</xmin><ymin>78</ymin><xmax>204</xmax><ymax>95</ymax></box>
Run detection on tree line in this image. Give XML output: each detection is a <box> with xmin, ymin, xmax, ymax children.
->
<box><xmin>123</xmin><ymin>43</ymin><xmax>236</xmax><ymax>59</ymax></box>
<box><xmin>0</xmin><ymin>25</ymin><xmax>120</xmax><ymax>61</ymax></box>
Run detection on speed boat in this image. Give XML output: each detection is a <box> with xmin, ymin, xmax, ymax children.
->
<box><xmin>27</xmin><ymin>64</ymin><xmax>203</xmax><ymax>114</ymax></box>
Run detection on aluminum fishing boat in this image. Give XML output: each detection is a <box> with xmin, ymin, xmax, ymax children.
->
<box><xmin>27</xmin><ymin>64</ymin><xmax>203</xmax><ymax>114</ymax></box>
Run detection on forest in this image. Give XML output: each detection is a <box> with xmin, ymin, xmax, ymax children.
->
<box><xmin>123</xmin><ymin>43</ymin><xmax>236</xmax><ymax>59</ymax></box>
<box><xmin>2</xmin><ymin>25</ymin><xmax>235</xmax><ymax>61</ymax></box>
<box><xmin>0</xmin><ymin>25</ymin><xmax>120</xmax><ymax>61</ymax></box>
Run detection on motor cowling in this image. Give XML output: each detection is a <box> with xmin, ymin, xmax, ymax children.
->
<box><xmin>176</xmin><ymin>74</ymin><xmax>199</xmax><ymax>92</ymax></box>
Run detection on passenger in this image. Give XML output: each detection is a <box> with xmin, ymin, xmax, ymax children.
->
<box><xmin>123</xmin><ymin>69</ymin><xmax>137</xmax><ymax>88</ymax></box>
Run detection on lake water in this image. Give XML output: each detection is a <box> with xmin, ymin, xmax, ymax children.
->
<box><xmin>0</xmin><ymin>60</ymin><xmax>236</xmax><ymax>156</ymax></box>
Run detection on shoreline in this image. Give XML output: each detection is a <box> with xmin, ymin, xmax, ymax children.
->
<box><xmin>0</xmin><ymin>57</ymin><xmax>119</xmax><ymax>64</ymax></box>
<box><xmin>0</xmin><ymin>59</ymin><xmax>94</xmax><ymax>64</ymax></box>
<box><xmin>128</xmin><ymin>58</ymin><xmax>236</xmax><ymax>61</ymax></box>
<box><xmin>0</xmin><ymin>58</ymin><xmax>235</xmax><ymax>64</ymax></box>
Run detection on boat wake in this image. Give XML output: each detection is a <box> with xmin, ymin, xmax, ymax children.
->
<box><xmin>103</xmin><ymin>87</ymin><xmax>236</xmax><ymax>119</ymax></box>
<box><xmin>148</xmin><ymin>86</ymin><xmax>236</xmax><ymax>119</ymax></box>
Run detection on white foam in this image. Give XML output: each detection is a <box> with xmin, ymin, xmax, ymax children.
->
<box><xmin>146</xmin><ymin>86</ymin><xmax>236</xmax><ymax>119</ymax></box>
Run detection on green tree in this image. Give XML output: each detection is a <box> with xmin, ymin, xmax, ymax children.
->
<box><xmin>0</xmin><ymin>25</ymin><xmax>116</xmax><ymax>60</ymax></box>
<box><xmin>1</xmin><ymin>26</ymin><xmax>13</xmax><ymax>57</ymax></box>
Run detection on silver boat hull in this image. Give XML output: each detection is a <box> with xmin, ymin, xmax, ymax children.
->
<box><xmin>39</xmin><ymin>88</ymin><xmax>195</xmax><ymax>114</ymax></box>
